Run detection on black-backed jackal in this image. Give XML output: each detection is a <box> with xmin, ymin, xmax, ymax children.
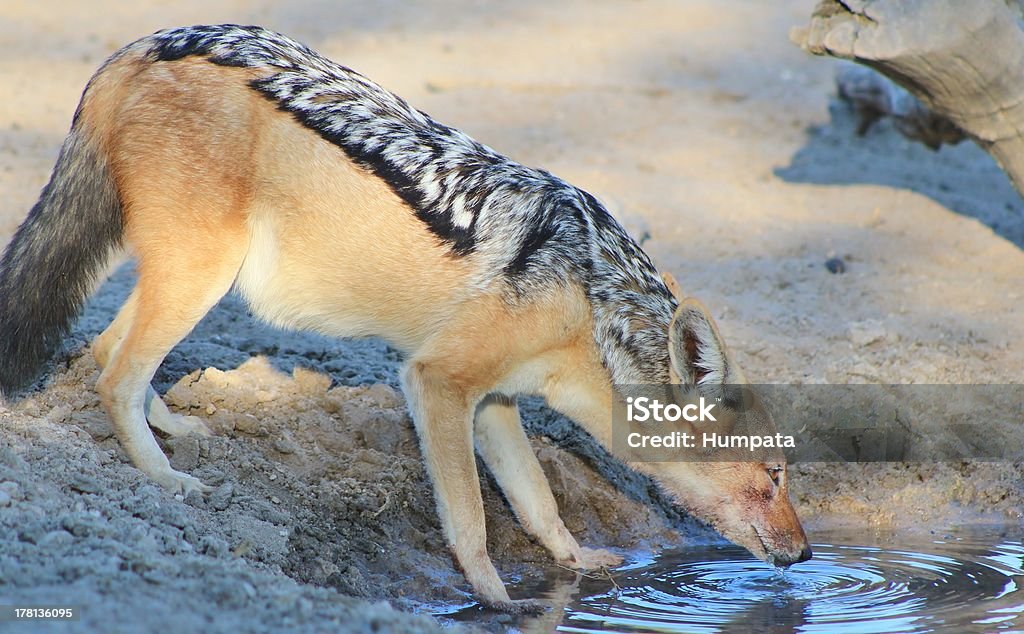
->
<box><xmin>0</xmin><ymin>25</ymin><xmax>810</xmax><ymax>611</ymax></box>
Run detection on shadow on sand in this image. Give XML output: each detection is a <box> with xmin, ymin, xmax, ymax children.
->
<box><xmin>775</xmin><ymin>100</ymin><xmax>1024</xmax><ymax>250</ymax></box>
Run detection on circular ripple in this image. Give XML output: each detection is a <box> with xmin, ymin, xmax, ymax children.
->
<box><xmin>565</xmin><ymin>540</ymin><xmax>1024</xmax><ymax>633</ymax></box>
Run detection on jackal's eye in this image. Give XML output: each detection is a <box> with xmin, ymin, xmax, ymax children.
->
<box><xmin>766</xmin><ymin>466</ymin><xmax>783</xmax><ymax>486</ymax></box>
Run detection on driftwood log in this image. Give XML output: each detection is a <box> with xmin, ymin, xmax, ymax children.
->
<box><xmin>791</xmin><ymin>0</ymin><xmax>1024</xmax><ymax>197</ymax></box>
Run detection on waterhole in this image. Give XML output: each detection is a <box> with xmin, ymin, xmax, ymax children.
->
<box><xmin>444</xmin><ymin>526</ymin><xmax>1024</xmax><ymax>633</ymax></box>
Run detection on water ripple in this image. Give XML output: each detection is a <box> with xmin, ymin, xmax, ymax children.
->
<box><xmin>561</xmin><ymin>534</ymin><xmax>1024</xmax><ymax>633</ymax></box>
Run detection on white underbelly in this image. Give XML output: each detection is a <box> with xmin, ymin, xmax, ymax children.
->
<box><xmin>233</xmin><ymin>214</ymin><xmax>380</xmax><ymax>340</ymax></box>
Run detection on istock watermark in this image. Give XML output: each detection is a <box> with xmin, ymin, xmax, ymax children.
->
<box><xmin>625</xmin><ymin>395</ymin><xmax>719</xmax><ymax>423</ymax></box>
<box><xmin>611</xmin><ymin>384</ymin><xmax>1024</xmax><ymax>462</ymax></box>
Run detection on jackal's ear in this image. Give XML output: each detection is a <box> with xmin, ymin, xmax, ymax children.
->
<box><xmin>661</xmin><ymin>272</ymin><xmax>683</xmax><ymax>301</ymax></box>
<box><xmin>668</xmin><ymin>298</ymin><xmax>737</xmax><ymax>390</ymax></box>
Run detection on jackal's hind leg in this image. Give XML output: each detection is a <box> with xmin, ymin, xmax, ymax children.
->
<box><xmin>93</xmin><ymin>290</ymin><xmax>212</xmax><ymax>438</ymax></box>
<box><xmin>96</xmin><ymin>223</ymin><xmax>246</xmax><ymax>495</ymax></box>
<box><xmin>474</xmin><ymin>395</ymin><xmax>621</xmax><ymax>570</ymax></box>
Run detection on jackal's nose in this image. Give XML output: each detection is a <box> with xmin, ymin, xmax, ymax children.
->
<box><xmin>775</xmin><ymin>544</ymin><xmax>812</xmax><ymax>567</ymax></box>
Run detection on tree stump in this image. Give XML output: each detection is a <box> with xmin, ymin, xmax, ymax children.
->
<box><xmin>792</xmin><ymin>0</ymin><xmax>1024</xmax><ymax>197</ymax></box>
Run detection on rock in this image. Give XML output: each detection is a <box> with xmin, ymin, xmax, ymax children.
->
<box><xmin>165</xmin><ymin>381</ymin><xmax>200</xmax><ymax>409</ymax></box>
<box><xmin>168</xmin><ymin>435</ymin><xmax>201</xmax><ymax>471</ymax></box>
<box><xmin>233</xmin><ymin>414</ymin><xmax>264</xmax><ymax>436</ymax></box>
<box><xmin>68</xmin><ymin>474</ymin><xmax>101</xmax><ymax>494</ymax></box>
<box><xmin>825</xmin><ymin>257</ymin><xmax>846</xmax><ymax>274</ymax></box>
<box><xmin>272</xmin><ymin>438</ymin><xmax>297</xmax><ymax>454</ymax></box>
<box><xmin>364</xmin><ymin>384</ymin><xmax>402</xmax><ymax>409</ymax></box>
<box><xmin>46</xmin><ymin>405</ymin><xmax>72</xmax><ymax>424</ymax></box>
<box><xmin>357</xmin><ymin>413</ymin><xmax>407</xmax><ymax>454</ymax></box>
<box><xmin>72</xmin><ymin>411</ymin><xmax>114</xmax><ymax>441</ymax></box>
<box><xmin>202</xmin><ymin>366</ymin><xmax>231</xmax><ymax>389</ymax></box>
<box><xmin>848</xmin><ymin>319</ymin><xmax>887</xmax><ymax>347</ymax></box>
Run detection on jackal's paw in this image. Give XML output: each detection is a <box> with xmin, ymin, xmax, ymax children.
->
<box><xmin>486</xmin><ymin>598</ymin><xmax>550</xmax><ymax>615</ymax></box>
<box><xmin>157</xmin><ymin>414</ymin><xmax>214</xmax><ymax>438</ymax></box>
<box><xmin>154</xmin><ymin>469</ymin><xmax>212</xmax><ymax>496</ymax></box>
<box><xmin>567</xmin><ymin>547</ymin><xmax>623</xmax><ymax>570</ymax></box>
<box><xmin>178</xmin><ymin>414</ymin><xmax>213</xmax><ymax>436</ymax></box>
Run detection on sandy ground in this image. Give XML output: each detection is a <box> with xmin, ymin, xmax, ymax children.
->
<box><xmin>1</xmin><ymin>1</ymin><xmax>1022</xmax><ymax>632</ymax></box>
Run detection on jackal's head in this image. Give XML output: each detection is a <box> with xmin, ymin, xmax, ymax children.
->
<box><xmin>625</xmin><ymin>279</ymin><xmax>811</xmax><ymax>567</ymax></box>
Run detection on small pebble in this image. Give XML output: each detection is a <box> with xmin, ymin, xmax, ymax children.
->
<box><xmin>0</xmin><ymin>490</ymin><xmax>11</xmax><ymax>507</ymax></box>
<box><xmin>825</xmin><ymin>257</ymin><xmax>846</xmax><ymax>274</ymax></box>
<box><xmin>848</xmin><ymin>319</ymin><xmax>888</xmax><ymax>347</ymax></box>
<box><xmin>272</xmin><ymin>438</ymin><xmax>297</xmax><ymax>454</ymax></box>
<box><xmin>69</xmin><ymin>474</ymin><xmax>101</xmax><ymax>494</ymax></box>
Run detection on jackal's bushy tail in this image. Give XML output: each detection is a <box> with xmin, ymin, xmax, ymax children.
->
<box><xmin>0</xmin><ymin>127</ymin><xmax>122</xmax><ymax>396</ymax></box>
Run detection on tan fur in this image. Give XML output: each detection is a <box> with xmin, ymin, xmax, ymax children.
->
<box><xmin>66</xmin><ymin>49</ymin><xmax>809</xmax><ymax>610</ymax></box>
<box><xmin>661</xmin><ymin>271</ymin><xmax>683</xmax><ymax>300</ymax></box>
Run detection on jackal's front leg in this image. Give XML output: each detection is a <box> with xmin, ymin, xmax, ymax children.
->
<box><xmin>402</xmin><ymin>361</ymin><xmax>545</xmax><ymax>614</ymax></box>
<box><xmin>474</xmin><ymin>395</ymin><xmax>621</xmax><ymax>570</ymax></box>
